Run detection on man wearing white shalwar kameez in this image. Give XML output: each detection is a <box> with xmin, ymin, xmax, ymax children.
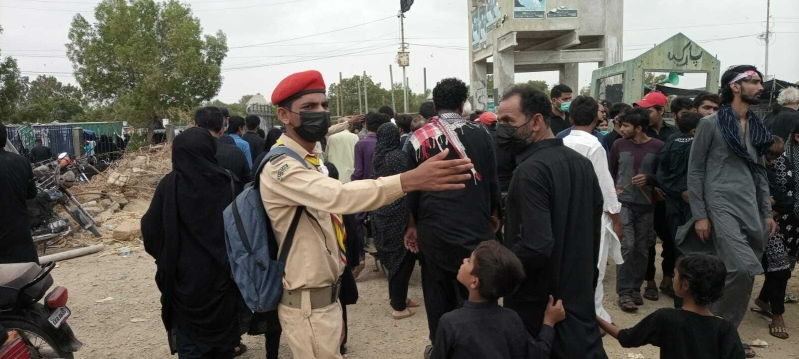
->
<box><xmin>562</xmin><ymin>97</ymin><xmax>624</xmax><ymax>323</ymax></box>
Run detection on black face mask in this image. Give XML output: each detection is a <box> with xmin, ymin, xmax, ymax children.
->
<box><xmin>294</xmin><ymin>111</ymin><xmax>330</xmax><ymax>143</ymax></box>
<box><xmin>496</xmin><ymin>117</ymin><xmax>532</xmax><ymax>155</ymax></box>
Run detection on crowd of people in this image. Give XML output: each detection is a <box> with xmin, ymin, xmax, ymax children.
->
<box><xmin>3</xmin><ymin>63</ymin><xmax>798</xmax><ymax>359</ymax></box>
<box><xmin>136</xmin><ymin>66</ymin><xmax>799</xmax><ymax>359</ymax></box>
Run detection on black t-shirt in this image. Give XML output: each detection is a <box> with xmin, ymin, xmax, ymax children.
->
<box><xmin>30</xmin><ymin>145</ymin><xmax>52</xmax><ymax>163</ymax></box>
<box><xmin>618</xmin><ymin>308</ymin><xmax>745</xmax><ymax>359</ymax></box>
<box><xmin>431</xmin><ymin>301</ymin><xmax>554</xmax><ymax>359</ymax></box>
<box><xmin>548</xmin><ymin>114</ymin><xmax>569</xmax><ymax>136</ymax></box>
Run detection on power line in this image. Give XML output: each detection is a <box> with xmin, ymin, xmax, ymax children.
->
<box><xmin>0</xmin><ymin>0</ymin><xmax>311</xmax><ymax>12</ymax></box>
<box><xmin>223</xmin><ymin>45</ymin><xmax>397</xmax><ymax>72</ymax></box>
<box><xmin>624</xmin><ymin>21</ymin><xmax>765</xmax><ymax>32</ymax></box>
<box><xmin>12</xmin><ymin>0</ymin><xmax>297</xmax><ymax>4</ymax></box>
<box><xmin>624</xmin><ymin>33</ymin><xmax>760</xmax><ymax>48</ymax></box>
<box><xmin>228</xmin><ymin>15</ymin><xmax>395</xmax><ymax>49</ymax></box>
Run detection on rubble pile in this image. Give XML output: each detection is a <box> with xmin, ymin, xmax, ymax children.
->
<box><xmin>63</xmin><ymin>145</ymin><xmax>172</xmax><ymax>248</ymax></box>
<box><xmin>96</xmin><ymin>144</ymin><xmax>173</xmax><ymax>197</ymax></box>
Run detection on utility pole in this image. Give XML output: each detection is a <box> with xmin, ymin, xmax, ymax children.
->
<box><xmin>357</xmin><ymin>76</ymin><xmax>363</xmax><ymax>114</ymax></box>
<box><xmin>363</xmin><ymin>71</ymin><xmax>369</xmax><ymax>112</ymax></box>
<box><xmin>398</xmin><ymin>11</ymin><xmax>409</xmax><ymax>113</ymax></box>
<box><xmin>765</xmin><ymin>0</ymin><xmax>771</xmax><ymax>79</ymax></box>
<box><xmin>338</xmin><ymin>72</ymin><xmax>343</xmax><ymax>116</ymax></box>
<box><xmin>389</xmin><ymin>65</ymin><xmax>396</xmax><ymax>112</ymax></box>
<box><xmin>423</xmin><ymin>67</ymin><xmax>428</xmax><ymax>99</ymax></box>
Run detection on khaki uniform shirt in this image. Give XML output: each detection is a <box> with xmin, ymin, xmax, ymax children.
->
<box><xmin>260</xmin><ymin>135</ymin><xmax>405</xmax><ymax>290</ymax></box>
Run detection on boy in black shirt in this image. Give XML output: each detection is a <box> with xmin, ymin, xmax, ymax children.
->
<box><xmin>597</xmin><ymin>253</ymin><xmax>745</xmax><ymax>359</ymax></box>
<box><xmin>432</xmin><ymin>240</ymin><xmax>565</xmax><ymax>359</ymax></box>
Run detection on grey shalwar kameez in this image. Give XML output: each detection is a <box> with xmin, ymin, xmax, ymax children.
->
<box><xmin>686</xmin><ymin>112</ymin><xmax>771</xmax><ymax>328</ymax></box>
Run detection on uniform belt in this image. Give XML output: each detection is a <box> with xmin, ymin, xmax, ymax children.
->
<box><xmin>280</xmin><ymin>280</ymin><xmax>341</xmax><ymax>309</ymax></box>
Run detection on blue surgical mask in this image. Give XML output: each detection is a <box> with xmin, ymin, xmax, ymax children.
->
<box><xmin>560</xmin><ymin>101</ymin><xmax>571</xmax><ymax>113</ymax></box>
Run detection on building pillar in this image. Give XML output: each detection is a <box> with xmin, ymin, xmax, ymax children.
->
<box><xmin>494</xmin><ymin>47</ymin><xmax>515</xmax><ymax>104</ymax></box>
<box><xmin>72</xmin><ymin>127</ymin><xmax>83</xmax><ymax>157</ymax></box>
<box><xmin>559</xmin><ymin>63</ymin><xmax>579</xmax><ymax>93</ymax></box>
<box><xmin>602</xmin><ymin>0</ymin><xmax>624</xmax><ymax>68</ymax></box>
<box><xmin>471</xmin><ymin>60</ymin><xmax>488</xmax><ymax>111</ymax></box>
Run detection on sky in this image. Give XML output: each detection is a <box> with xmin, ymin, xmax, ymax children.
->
<box><xmin>1</xmin><ymin>0</ymin><xmax>798</xmax><ymax>105</ymax></box>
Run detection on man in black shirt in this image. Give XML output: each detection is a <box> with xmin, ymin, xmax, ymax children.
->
<box><xmin>194</xmin><ymin>107</ymin><xmax>253</xmax><ymax>194</ymax></box>
<box><xmin>0</xmin><ymin>122</ymin><xmax>39</xmax><ymax>264</ymax></box>
<box><xmin>404</xmin><ymin>78</ymin><xmax>500</xmax><ymax>356</ymax></box>
<box><xmin>497</xmin><ymin>83</ymin><xmax>606</xmax><ymax>359</ymax></box>
<box><xmin>29</xmin><ymin>139</ymin><xmax>53</xmax><ymax>163</ymax></box>
<box><xmin>548</xmin><ymin>84</ymin><xmax>573</xmax><ymax>135</ymax></box>
<box><xmin>243</xmin><ymin>115</ymin><xmax>266</xmax><ymax>164</ymax></box>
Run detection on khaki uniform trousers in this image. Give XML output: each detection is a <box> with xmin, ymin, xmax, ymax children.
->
<box><xmin>277</xmin><ymin>291</ymin><xmax>343</xmax><ymax>359</ymax></box>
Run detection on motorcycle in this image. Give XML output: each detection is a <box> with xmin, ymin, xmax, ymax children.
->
<box><xmin>0</xmin><ymin>262</ymin><xmax>82</xmax><ymax>359</ymax></box>
<box><xmin>31</xmin><ymin>162</ymin><xmax>102</xmax><ymax>241</ymax></box>
<box><xmin>27</xmin><ymin>188</ymin><xmax>72</xmax><ymax>255</ymax></box>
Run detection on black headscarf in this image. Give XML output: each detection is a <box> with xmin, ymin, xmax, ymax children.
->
<box><xmin>372</xmin><ymin>122</ymin><xmax>404</xmax><ymax>179</ymax></box>
<box><xmin>142</xmin><ymin>127</ymin><xmax>239</xmax><ymax>346</ymax></box>
<box><xmin>264</xmin><ymin>127</ymin><xmax>283</xmax><ymax>152</ymax></box>
<box><xmin>251</xmin><ymin>128</ymin><xmax>286</xmax><ymax>177</ymax></box>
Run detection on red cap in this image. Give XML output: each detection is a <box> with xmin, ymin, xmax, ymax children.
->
<box><xmin>635</xmin><ymin>91</ymin><xmax>667</xmax><ymax>108</ymax></box>
<box><xmin>478</xmin><ymin>112</ymin><xmax>497</xmax><ymax>126</ymax></box>
<box><xmin>271</xmin><ymin>70</ymin><xmax>326</xmax><ymax>106</ymax></box>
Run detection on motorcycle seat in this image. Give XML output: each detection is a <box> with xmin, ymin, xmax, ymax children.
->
<box><xmin>0</xmin><ymin>263</ymin><xmax>53</xmax><ymax>309</ymax></box>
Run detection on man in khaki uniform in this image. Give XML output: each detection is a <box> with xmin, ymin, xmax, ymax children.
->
<box><xmin>260</xmin><ymin>70</ymin><xmax>474</xmax><ymax>358</ymax></box>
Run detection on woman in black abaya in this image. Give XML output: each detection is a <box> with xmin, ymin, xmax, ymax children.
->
<box><xmin>371</xmin><ymin>122</ymin><xmax>419</xmax><ymax>319</ymax></box>
<box><xmin>141</xmin><ymin>127</ymin><xmax>242</xmax><ymax>358</ymax></box>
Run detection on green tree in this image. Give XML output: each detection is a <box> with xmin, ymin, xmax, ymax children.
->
<box><xmin>0</xmin><ymin>25</ymin><xmax>27</xmax><ymax>123</ymax></box>
<box><xmin>644</xmin><ymin>72</ymin><xmax>667</xmax><ymax>87</ymax></box>
<box><xmin>17</xmin><ymin>75</ymin><xmax>84</xmax><ymax>123</ymax></box>
<box><xmin>66</xmin><ymin>0</ymin><xmax>227</xmax><ymax>139</ymax></box>
<box><xmin>328</xmin><ymin>75</ymin><xmax>430</xmax><ymax>116</ymax></box>
<box><xmin>527</xmin><ymin>80</ymin><xmax>550</xmax><ymax>95</ymax></box>
<box><xmin>579</xmin><ymin>86</ymin><xmax>591</xmax><ymax>97</ymax></box>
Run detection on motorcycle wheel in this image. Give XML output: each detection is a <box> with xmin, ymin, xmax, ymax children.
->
<box><xmin>2</xmin><ymin>319</ymin><xmax>75</xmax><ymax>359</ymax></box>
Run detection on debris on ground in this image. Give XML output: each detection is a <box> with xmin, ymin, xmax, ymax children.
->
<box><xmin>56</xmin><ymin>145</ymin><xmax>172</xmax><ymax>252</ymax></box>
<box><xmin>751</xmin><ymin>339</ymin><xmax>769</xmax><ymax>347</ymax></box>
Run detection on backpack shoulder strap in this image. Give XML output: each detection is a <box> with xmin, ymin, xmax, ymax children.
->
<box><xmin>226</xmin><ymin>170</ymin><xmax>254</xmax><ymax>254</ymax></box>
<box><xmin>253</xmin><ymin>146</ymin><xmax>312</xmax><ymax>188</ymax></box>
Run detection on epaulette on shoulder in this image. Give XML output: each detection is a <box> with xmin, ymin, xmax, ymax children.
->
<box><xmin>269</xmin><ymin>153</ymin><xmax>288</xmax><ymax>165</ymax></box>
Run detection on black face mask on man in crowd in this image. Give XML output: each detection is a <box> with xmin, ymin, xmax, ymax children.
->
<box><xmin>290</xmin><ymin>110</ymin><xmax>330</xmax><ymax>143</ymax></box>
<box><xmin>496</xmin><ymin>115</ymin><xmax>533</xmax><ymax>155</ymax></box>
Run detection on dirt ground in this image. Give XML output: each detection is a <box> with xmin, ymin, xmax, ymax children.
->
<box><xmin>49</xmin><ymin>242</ymin><xmax>799</xmax><ymax>359</ymax></box>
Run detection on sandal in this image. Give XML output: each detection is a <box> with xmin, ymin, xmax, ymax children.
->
<box><xmin>742</xmin><ymin>344</ymin><xmax>756</xmax><ymax>358</ymax></box>
<box><xmin>618</xmin><ymin>295</ymin><xmax>638</xmax><ymax>312</ymax></box>
<box><xmin>770</xmin><ymin>324</ymin><xmax>790</xmax><ymax>340</ymax></box>
<box><xmin>631</xmin><ymin>292</ymin><xmax>644</xmax><ymax>306</ymax></box>
<box><xmin>392</xmin><ymin>307</ymin><xmax>417</xmax><ymax>320</ymax></box>
<box><xmin>406</xmin><ymin>298</ymin><xmax>420</xmax><ymax>308</ymax></box>
<box><xmin>643</xmin><ymin>286</ymin><xmax>659</xmax><ymax>301</ymax></box>
<box><xmin>750</xmin><ymin>306</ymin><xmax>774</xmax><ymax>319</ymax></box>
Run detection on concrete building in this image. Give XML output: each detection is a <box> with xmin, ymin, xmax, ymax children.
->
<box><xmin>468</xmin><ymin>0</ymin><xmax>623</xmax><ymax>110</ymax></box>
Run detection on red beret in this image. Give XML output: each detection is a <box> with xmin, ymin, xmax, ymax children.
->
<box><xmin>271</xmin><ymin>70</ymin><xmax>326</xmax><ymax>106</ymax></box>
